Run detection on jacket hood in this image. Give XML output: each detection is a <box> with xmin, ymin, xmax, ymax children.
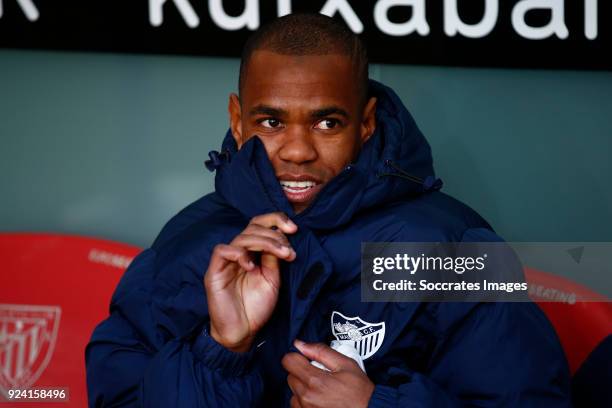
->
<box><xmin>207</xmin><ymin>80</ymin><xmax>441</xmax><ymax>230</ymax></box>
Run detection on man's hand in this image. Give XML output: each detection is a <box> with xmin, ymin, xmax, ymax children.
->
<box><xmin>282</xmin><ymin>340</ymin><xmax>375</xmax><ymax>408</ymax></box>
<box><xmin>204</xmin><ymin>212</ymin><xmax>297</xmax><ymax>353</ymax></box>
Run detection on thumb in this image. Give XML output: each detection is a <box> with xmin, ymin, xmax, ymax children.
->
<box><xmin>294</xmin><ymin>340</ymin><xmax>353</xmax><ymax>372</ymax></box>
<box><xmin>260</xmin><ymin>253</ymin><xmax>280</xmax><ymax>287</ymax></box>
<box><xmin>261</xmin><ymin>252</ymin><xmax>279</xmax><ymax>272</ymax></box>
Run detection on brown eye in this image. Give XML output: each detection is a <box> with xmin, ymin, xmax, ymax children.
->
<box><xmin>314</xmin><ymin>119</ymin><xmax>338</xmax><ymax>130</ymax></box>
<box><xmin>261</xmin><ymin>119</ymin><xmax>281</xmax><ymax>128</ymax></box>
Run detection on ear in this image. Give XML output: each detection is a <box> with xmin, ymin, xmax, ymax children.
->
<box><xmin>228</xmin><ymin>93</ymin><xmax>243</xmax><ymax>148</ymax></box>
<box><xmin>360</xmin><ymin>96</ymin><xmax>377</xmax><ymax>144</ymax></box>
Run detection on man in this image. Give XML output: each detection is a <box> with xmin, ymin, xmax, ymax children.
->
<box><xmin>86</xmin><ymin>13</ymin><xmax>571</xmax><ymax>407</ymax></box>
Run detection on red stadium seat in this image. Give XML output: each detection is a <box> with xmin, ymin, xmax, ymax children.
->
<box><xmin>0</xmin><ymin>233</ymin><xmax>141</xmax><ymax>406</ymax></box>
<box><xmin>525</xmin><ymin>267</ymin><xmax>612</xmax><ymax>374</ymax></box>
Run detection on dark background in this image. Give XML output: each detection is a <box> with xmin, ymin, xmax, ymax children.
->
<box><xmin>1</xmin><ymin>0</ymin><xmax>610</xmax><ymax>70</ymax></box>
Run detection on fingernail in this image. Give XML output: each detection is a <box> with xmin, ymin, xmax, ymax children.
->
<box><xmin>294</xmin><ymin>339</ymin><xmax>305</xmax><ymax>350</ymax></box>
<box><xmin>248</xmin><ymin>260</ymin><xmax>255</xmax><ymax>269</ymax></box>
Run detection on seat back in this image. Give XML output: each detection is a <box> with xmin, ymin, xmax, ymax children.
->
<box><xmin>525</xmin><ymin>267</ymin><xmax>612</xmax><ymax>374</ymax></box>
<box><xmin>0</xmin><ymin>233</ymin><xmax>140</xmax><ymax>406</ymax></box>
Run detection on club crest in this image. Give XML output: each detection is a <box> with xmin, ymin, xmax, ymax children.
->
<box><xmin>331</xmin><ymin>311</ymin><xmax>385</xmax><ymax>360</ymax></box>
<box><xmin>0</xmin><ymin>304</ymin><xmax>61</xmax><ymax>397</ymax></box>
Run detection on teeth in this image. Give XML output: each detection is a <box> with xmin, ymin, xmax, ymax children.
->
<box><xmin>280</xmin><ymin>180</ymin><xmax>316</xmax><ymax>188</ymax></box>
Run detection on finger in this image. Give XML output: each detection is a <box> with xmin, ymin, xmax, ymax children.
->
<box><xmin>289</xmin><ymin>395</ymin><xmax>302</xmax><ymax>408</ymax></box>
<box><xmin>294</xmin><ymin>340</ymin><xmax>355</xmax><ymax>372</ymax></box>
<box><xmin>250</xmin><ymin>212</ymin><xmax>298</xmax><ymax>234</ymax></box>
<box><xmin>232</xmin><ymin>234</ymin><xmax>296</xmax><ymax>261</ymax></box>
<box><xmin>243</xmin><ymin>223</ymin><xmax>291</xmax><ymax>247</ymax></box>
<box><xmin>282</xmin><ymin>352</ymin><xmax>320</xmax><ymax>381</ymax></box>
<box><xmin>207</xmin><ymin>244</ymin><xmax>254</xmax><ymax>275</ymax></box>
<box><xmin>287</xmin><ymin>375</ymin><xmax>307</xmax><ymax>400</ymax></box>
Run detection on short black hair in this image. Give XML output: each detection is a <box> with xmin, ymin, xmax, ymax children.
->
<box><xmin>239</xmin><ymin>13</ymin><xmax>369</xmax><ymax>104</ymax></box>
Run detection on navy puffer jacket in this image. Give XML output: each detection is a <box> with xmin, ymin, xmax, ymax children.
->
<box><xmin>86</xmin><ymin>80</ymin><xmax>571</xmax><ymax>407</ymax></box>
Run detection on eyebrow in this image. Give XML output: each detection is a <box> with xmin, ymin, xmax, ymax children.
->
<box><xmin>249</xmin><ymin>104</ymin><xmax>288</xmax><ymax>117</ymax></box>
<box><xmin>248</xmin><ymin>104</ymin><xmax>349</xmax><ymax>119</ymax></box>
<box><xmin>311</xmin><ymin>106</ymin><xmax>349</xmax><ymax>119</ymax></box>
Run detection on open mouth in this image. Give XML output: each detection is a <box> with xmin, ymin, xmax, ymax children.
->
<box><xmin>278</xmin><ymin>179</ymin><xmax>323</xmax><ymax>204</ymax></box>
<box><xmin>280</xmin><ymin>180</ymin><xmax>318</xmax><ymax>192</ymax></box>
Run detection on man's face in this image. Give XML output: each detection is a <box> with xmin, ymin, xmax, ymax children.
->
<box><xmin>229</xmin><ymin>50</ymin><xmax>377</xmax><ymax>214</ymax></box>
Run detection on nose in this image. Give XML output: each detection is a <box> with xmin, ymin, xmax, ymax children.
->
<box><xmin>277</xmin><ymin>126</ymin><xmax>318</xmax><ymax>164</ymax></box>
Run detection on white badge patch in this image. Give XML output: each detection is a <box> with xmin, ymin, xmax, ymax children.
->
<box><xmin>331</xmin><ymin>311</ymin><xmax>385</xmax><ymax>360</ymax></box>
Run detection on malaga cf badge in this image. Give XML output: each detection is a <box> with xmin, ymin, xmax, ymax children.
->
<box><xmin>331</xmin><ymin>311</ymin><xmax>385</xmax><ymax>360</ymax></box>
